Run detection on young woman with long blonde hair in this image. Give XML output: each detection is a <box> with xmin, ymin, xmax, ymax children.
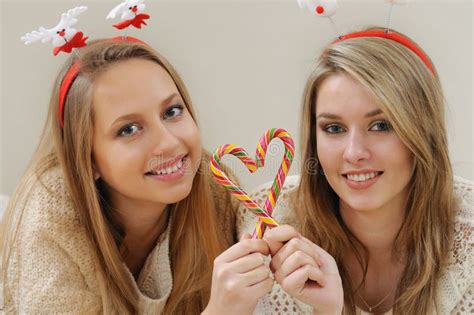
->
<box><xmin>1</xmin><ymin>39</ymin><xmax>274</xmax><ymax>314</ymax></box>
<box><xmin>239</xmin><ymin>26</ymin><xmax>473</xmax><ymax>314</ymax></box>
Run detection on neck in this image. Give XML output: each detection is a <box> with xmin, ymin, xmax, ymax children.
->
<box><xmin>339</xmin><ymin>194</ymin><xmax>407</xmax><ymax>258</ymax></box>
<box><xmin>111</xmin><ymin>195</ymin><xmax>169</xmax><ymax>239</ymax></box>
<box><xmin>109</xmin><ymin>195</ymin><xmax>170</xmax><ymax>277</ymax></box>
<box><xmin>340</xmin><ymin>190</ymin><xmax>409</xmax><ymax>313</ymax></box>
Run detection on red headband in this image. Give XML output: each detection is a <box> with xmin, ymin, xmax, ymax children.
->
<box><xmin>331</xmin><ymin>29</ymin><xmax>435</xmax><ymax>75</ymax></box>
<box><xmin>58</xmin><ymin>36</ymin><xmax>147</xmax><ymax>129</ymax></box>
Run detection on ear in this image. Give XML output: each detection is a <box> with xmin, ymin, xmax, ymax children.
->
<box><xmin>92</xmin><ymin>163</ymin><xmax>101</xmax><ymax>181</ymax></box>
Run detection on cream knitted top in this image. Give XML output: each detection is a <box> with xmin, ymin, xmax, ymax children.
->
<box><xmin>1</xmin><ymin>166</ymin><xmax>238</xmax><ymax>314</ymax></box>
<box><xmin>237</xmin><ymin>175</ymin><xmax>474</xmax><ymax>315</ymax></box>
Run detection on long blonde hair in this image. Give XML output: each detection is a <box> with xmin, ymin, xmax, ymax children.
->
<box><xmin>294</xmin><ymin>27</ymin><xmax>456</xmax><ymax>314</ymax></box>
<box><xmin>1</xmin><ymin>39</ymin><xmax>227</xmax><ymax>314</ymax></box>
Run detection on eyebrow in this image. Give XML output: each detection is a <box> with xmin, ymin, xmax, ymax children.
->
<box><xmin>316</xmin><ymin>108</ymin><xmax>383</xmax><ymax>120</ymax></box>
<box><xmin>110</xmin><ymin>92</ymin><xmax>181</xmax><ymax>129</ymax></box>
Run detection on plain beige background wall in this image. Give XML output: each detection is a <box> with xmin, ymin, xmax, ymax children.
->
<box><xmin>1</xmin><ymin>0</ymin><xmax>473</xmax><ymax>195</ymax></box>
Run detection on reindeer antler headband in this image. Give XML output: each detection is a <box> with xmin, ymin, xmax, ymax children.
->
<box><xmin>296</xmin><ymin>0</ymin><xmax>434</xmax><ymax>74</ymax></box>
<box><xmin>21</xmin><ymin>1</ymin><xmax>151</xmax><ymax>129</ymax></box>
<box><xmin>21</xmin><ymin>6</ymin><xmax>89</xmax><ymax>56</ymax></box>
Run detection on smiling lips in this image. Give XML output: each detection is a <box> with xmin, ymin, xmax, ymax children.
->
<box><xmin>342</xmin><ymin>170</ymin><xmax>383</xmax><ymax>189</ymax></box>
<box><xmin>146</xmin><ymin>154</ymin><xmax>187</xmax><ymax>178</ymax></box>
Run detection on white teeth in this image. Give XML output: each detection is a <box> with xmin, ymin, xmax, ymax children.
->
<box><xmin>149</xmin><ymin>158</ymin><xmax>185</xmax><ymax>175</ymax></box>
<box><xmin>347</xmin><ymin>172</ymin><xmax>378</xmax><ymax>182</ymax></box>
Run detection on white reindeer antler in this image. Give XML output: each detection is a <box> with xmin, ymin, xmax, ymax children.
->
<box><xmin>21</xmin><ymin>6</ymin><xmax>88</xmax><ymax>45</ymax></box>
<box><xmin>57</xmin><ymin>6</ymin><xmax>88</xmax><ymax>30</ymax></box>
<box><xmin>21</xmin><ymin>28</ymin><xmax>51</xmax><ymax>45</ymax></box>
<box><xmin>106</xmin><ymin>1</ymin><xmax>129</xmax><ymax>19</ymax></box>
<box><xmin>107</xmin><ymin>0</ymin><xmax>146</xmax><ymax>20</ymax></box>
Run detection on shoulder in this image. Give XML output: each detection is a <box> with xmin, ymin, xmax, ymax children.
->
<box><xmin>436</xmin><ymin>176</ymin><xmax>473</xmax><ymax>312</ymax></box>
<box><xmin>236</xmin><ymin>175</ymin><xmax>300</xmax><ymax>237</ymax></box>
<box><xmin>4</xmin><ymin>167</ymin><xmax>101</xmax><ymax>312</ymax></box>
<box><xmin>450</xmin><ymin>176</ymin><xmax>473</xmax><ymax>269</ymax></box>
<box><xmin>13</xmin><ymin>165</ymin><xmax>93</xmax><ymax>258</ymax></box>
<box><xmin>11</xmin><ymin>166</ymin><xmax>95</xmax><ymax>272</ymax></box>
<box><xmin>21</xmin><ymin>166</ymin><xmax>79</xmax><ymax>229</ymax></box>
<box><xmin>453</xmin><ymin>175</ymin><xmax>473</xmax><ymax>223</ymax></box>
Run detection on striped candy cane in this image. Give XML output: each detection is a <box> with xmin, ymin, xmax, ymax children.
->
<box><xmin>210</xmin><ymin>128</ymin><xmax>295</xmax><ymax>238</ymax></box>
<box><xmin>253</xmin><ymin>128</ymin><xmax>295</xmax><ymax>238</ymax></box>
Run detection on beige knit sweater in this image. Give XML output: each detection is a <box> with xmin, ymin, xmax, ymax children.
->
<box><xmin>1</xmin><ymin>165</ymin><xmax>238</xmax><ymax>314</ymax></box>
<box><xmin>237</xmin><ymin>175</ymin><xmax>474</xmax><ymax>315</ymax></box>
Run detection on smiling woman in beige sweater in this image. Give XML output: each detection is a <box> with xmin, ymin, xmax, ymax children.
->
<box><xmin>0</xmin><ymin>38</ymin><xmax>274</xmax><ymax>314</ymax></box>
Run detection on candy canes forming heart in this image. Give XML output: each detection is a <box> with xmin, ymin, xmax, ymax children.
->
<box><xmin>210</xmin><ymin>128</ymin><xmax>295</xmax><ymax>239</ymax></box>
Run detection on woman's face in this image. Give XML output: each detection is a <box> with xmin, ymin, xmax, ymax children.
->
<box><xmin>91</xmin><ymin>58</ymin><xmax>201</xmax><ymax>210</ymax></box>
<box><xmin>315</xmin><ymin>73</ymin><xmax>414</xmax><ymax>213</ymax></box>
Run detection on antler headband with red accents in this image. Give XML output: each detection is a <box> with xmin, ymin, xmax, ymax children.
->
<box><xmin>106</xmin><ymin>0</ymin><xmax>150</xmax><ymax>30</ymax></box>
<box><xmin>296</xmin><ymin>0</ymin><xmax>435</xmax><ymax>74</ymax></box>
<box><xmin>21</xmin><ymin>1</ymin><xmax>152</xmax><ymax>129</ymax></box>
<box><xmin>21</xmin><ymin>6</ymin><xmax>89</xmax><ymax>56</ymax></box>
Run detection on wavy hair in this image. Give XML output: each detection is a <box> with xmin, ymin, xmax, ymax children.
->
<box><xmin>294</xmin><ymin>27</ymin><xmax>456</xmax><ymax>314</ymax></box>
<box><xmin>1</xmin><ymin>39</ymin><xmax>229</xmax><ymax>314</ymax></box>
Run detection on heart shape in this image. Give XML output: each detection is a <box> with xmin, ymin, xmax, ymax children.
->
<box><xmin>210</xmin><ymin>128</ymin><xmax>295</xmax><ymax>238</ymax></box>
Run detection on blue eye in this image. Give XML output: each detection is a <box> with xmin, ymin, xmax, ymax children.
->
<box><xmin>370</xmin><ymin>120</ymin><xmax>391</xmax><ymax>131</ymax></box>
<box><xmin>117</xmin><ymin>124</ymin><xmax>141</xmax><ymax>137</ymax></box>
<box><xmin>164</xmin><ymin>105</ymin><xmax>184</xmax><ymax>120</ymax></box>
<box><xmin>324</xmin><ymin>124</ymin><xmax>345</xmax><ymax>134</ymax></box>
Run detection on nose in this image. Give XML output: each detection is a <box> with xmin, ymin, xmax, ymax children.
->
<box><xmin>132</xmin><ymin>5</ymin><xmax>138</xmax><ymax>12</ymax></box>
<box><xmin>149</xmin><ymin>121</ymin><xmax>181</xmax><ymax>158</ymax></box>
<box><xmin>342</xmin><ymin>129</ymin><xmax>371</xmax><ymax>165</ymax></box>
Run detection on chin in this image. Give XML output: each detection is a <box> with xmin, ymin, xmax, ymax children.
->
<box><xmin>342</xmin><ymin>197</ymin><xmax>383</xmax><ymax>213</ymax></box>
<box><xmin>158</xmin><ymin>184</ymin><xmax>193</xmax><ymax>205</ymax></box>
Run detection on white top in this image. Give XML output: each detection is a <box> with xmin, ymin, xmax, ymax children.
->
<box><xmin>237</xmin><ymin>175</ymin><xmax>474</xmax><ymax>314</ymax></box>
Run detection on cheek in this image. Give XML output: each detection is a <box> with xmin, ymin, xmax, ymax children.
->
<box><xmin>91</xmin><ymin>134</ymin><xmax>108</xmax><ymax>174</ymax></box>
<box><xmin>92</xmin><ymin>141</ymin><xmax>119</xmax><ymax>178</ymax></box>
<box><xmin>316</xmin><ymin>133</ymin><xmax>340</xmax><ymax>172</ymax></box>
<box><xmin>92</xmin><ymin>135</ymin><xmax>141</xmax><ymax>180</ymax></box>
<box><xmin>386</xmin><ymin>139</ymin><xmax>414</xmax><ymax>175</ymax></box>
<box><xmin>177</xmin><ymin>116</ymin><xmax>201</xmax><ymax>156</ymax></box>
